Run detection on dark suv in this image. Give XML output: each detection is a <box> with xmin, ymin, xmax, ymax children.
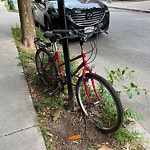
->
<box><xmin>32</xmin><ymin>0</ymin><xmax>109</xmax><ymax>34</ymax></box>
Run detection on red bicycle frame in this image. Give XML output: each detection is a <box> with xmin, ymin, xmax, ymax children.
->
<box><xmin>42</xmin><ymin>42</ymin><xmax>100</xmax><ymax>104</ymax></box>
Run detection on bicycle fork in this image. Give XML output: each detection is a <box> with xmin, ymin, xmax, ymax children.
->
<box><xmin>82</xmin><ymin>54</ymin><xmax>100</xmax><ymax>106</ymax></box>
<box><xmin>83</xmin><ymin>75</ymin><xmax>101</xmax><ymax>106</ymax></box>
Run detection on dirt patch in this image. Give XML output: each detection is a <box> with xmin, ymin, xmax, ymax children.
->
<box><xmin>27</xmin><ymin>73</ymin><xmax>116</xmax><ymax>149</ymax></box>
<box><xmin>39</xmin><ymin>106</ymin><xmax>117</xmax><ymax>150</ymax></box>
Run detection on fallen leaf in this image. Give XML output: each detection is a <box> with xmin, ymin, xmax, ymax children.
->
<box><xmin>128</xmin><ymin>118</ymin><xmax>136</xmax><ymax>125</ymax></box>
<box><xmin>46</xmin><ymin>132</ymin><xmax>53</xmax><ymax>137</ymax></box>
<box><xmin>68</xmin><ymin>135</ymin><xmax>81</xmax><ymax>140</ymax></box>
<box><xmin>52</xmin><ymin>109</ymin><xmax>61</xmax><ymax>121</ymax></box>
<box><xmin>126</xmin><ymin>142</ymin><xmax>130</xmax><ymax>150</ymax></box>
<box><xmin>98</xmin><ymin>145</ymin><xmax>113</xmax><ymax>150</ymax></box>
<box><xmin>72</xmin><ymin>141</ymin><xmax>79</xmax><ymax>144</ymax></box>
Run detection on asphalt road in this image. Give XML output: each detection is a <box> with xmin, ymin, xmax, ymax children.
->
<box><xmin>69</xmin><ymin>9</ymin><xmax>150</xmax><ymax>133</ymax></box>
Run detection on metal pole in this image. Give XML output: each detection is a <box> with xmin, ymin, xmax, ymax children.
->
<box><xmin>57</xmin><ymin>0</ymin><xmax>74</xmax><ymax>109</ymax></box>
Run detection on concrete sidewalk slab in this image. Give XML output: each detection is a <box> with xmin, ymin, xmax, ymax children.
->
<box><xmin>0</xmin><ymin>127</ymin><xmax>45</xmax><ymax>150</ymax></box>
<box><xmin>0</xmin><ymin>1</ymin><xmax>46</xmax><ymax>150</ymax></box>
<box><xmin>0</xmin><ymin>66</ymin><xmax>36</xmax><ymax>136</ymax></box>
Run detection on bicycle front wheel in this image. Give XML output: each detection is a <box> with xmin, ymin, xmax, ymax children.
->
<box><xmin>76</xmin><ymin>73</ymin><xmax>123</xmax><ymax>134</ymax></box>
<box><xmin>35</xmin><ymin>48</ymin><xmax>59</xmax><ymax>94</ymax></box>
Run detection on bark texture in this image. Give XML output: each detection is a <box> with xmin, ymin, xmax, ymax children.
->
<box><xmin>17</xmin><ymin>0</ymin><xmax>35</xmax><ymax>50</ymax></box>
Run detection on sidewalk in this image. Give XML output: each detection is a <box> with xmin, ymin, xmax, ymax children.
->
<box><xmin>102</xmin><ymin>0</ymin><xmax>150</xmax><ymax>13</ymax></box>
<box><xmin>0</xmin><ymin>1</ymin><xmax>46</xmax><ymax>150</ymax></box>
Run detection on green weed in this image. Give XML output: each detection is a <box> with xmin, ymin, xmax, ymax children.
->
<box><xmin>113</xmin><ymin>128</ymin><xmax>144</xmax><ymax>149</ymax></box>
<box><xmin>12</xmin><ymin>26</ymin><xmax>21</xmax><ymax>44</ymax></box>
<box><xmin>45</xmin><ymin>141</ymin><xmax>54</xmax><ymax>150</ymax></box>
<box><xmin>105</xmin><ymin>66</ymin><xmax>148</xmax><ymax>146</ymax></box>
<box><xmin>35</xmin><ymin>97</ymin><xmax>64</xmax><ymax>112</ymax></box>
<box><xmin>105</xmin><ymin>67</ymin><xmax>148</xmax><ymax>98</ymax></box>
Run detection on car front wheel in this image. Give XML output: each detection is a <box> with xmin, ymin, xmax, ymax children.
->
<box><xmin>45</xmin><ymin>18</ymin><xmax>52</xmax><ymax>31</ymax></box>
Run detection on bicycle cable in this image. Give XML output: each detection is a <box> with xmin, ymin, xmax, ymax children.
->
<box><xmin>83</xmin><ymin>34</ymin><xmax>98</xmax><ymax>64</ymax></box>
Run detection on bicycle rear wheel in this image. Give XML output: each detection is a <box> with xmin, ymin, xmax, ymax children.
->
<box><xmin>76</xmin><ymin>73</ymin><xmax>123</xmax><ymax>134</ymax></box>
<box><xmin>35</xmin><ymin>48</ymin><xmax>59</xmax><ymax>94</ymax></box>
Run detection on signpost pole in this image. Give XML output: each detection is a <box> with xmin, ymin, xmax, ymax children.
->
<box><xmin>57</xmin><ymin>0</ymin><xmax>74</xmax><ymax>109</ymax></box>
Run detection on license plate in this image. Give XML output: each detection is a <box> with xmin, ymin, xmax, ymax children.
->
<box><xmin>84</xmin><ymin>26</ymin><xmax>94</xmax><ymax>33</ymax></box>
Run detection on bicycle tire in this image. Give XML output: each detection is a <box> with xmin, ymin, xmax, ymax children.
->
<box><xmin>35</xmin><ymin>48</ymin><xmax>59</xmax><ymax>94</ymax></box>
<box><xmin>76</xmin><ymin>73</ymin><xmax>123</xmax><ymax>134</ymax></box>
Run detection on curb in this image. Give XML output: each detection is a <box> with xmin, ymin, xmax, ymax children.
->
<box><xmin>126</xmin><ymin>121</ymin><xmax>150</xmax><ymax>149</ymax></box>
<box><xmin>108</xmin><ymin>6</ymin><xmax>150</xmax><ymax>13</ymax></box>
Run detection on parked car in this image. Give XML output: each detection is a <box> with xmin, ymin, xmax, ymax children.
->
<box><xmin>32</xmin><ymin>0</ymin><xmax>109</xmax><ymax>35</ymax></box>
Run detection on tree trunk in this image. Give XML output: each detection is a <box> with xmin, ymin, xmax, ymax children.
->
<box><xmin>17</xmin><ymin>0</ymin><xmax>35</xmax><ymax>50</ymax></box>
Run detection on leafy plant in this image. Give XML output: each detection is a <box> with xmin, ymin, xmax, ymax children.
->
<box><xmin>12</xmin><ymin>26</ymin><xmax>35</xmax><ymax>67</ymax></box>
<box><xmin>113</xmin><ymin>127</ymin><xmax>144</xmax><ymax>149</ymax></box>
<box><xmin>105</xmin><ymin>67</ymin><xmax>148</xmax><ymax>99</ymax></box>
<box><xmin>12</xmin><ymin>26</ymin><xmax>21</xmax><ymax>44</ymax></box>
<box><xmin>104</xmin><ymin>66</ymin><xmax>148</xmax><ymax>145</ymax></box>
<box><xmin>45</xmin><ymin>141</ymin><xmax>54</xmax><ymax>150</ymax></box>
<box><xmin>124</xmin><ymin>108</ymin><xmax>144</xmax><ymax>124</ymax></box>
<box><xmin>35</xmin><ymin>97</ymin><xmax>64</xmax><ymax>112</ymax></box>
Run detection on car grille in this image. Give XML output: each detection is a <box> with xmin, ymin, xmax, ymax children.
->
<box><xmin>71</xmin><ymin>9</ymin><xmax>105</xmax><ymax>26</ymax></box>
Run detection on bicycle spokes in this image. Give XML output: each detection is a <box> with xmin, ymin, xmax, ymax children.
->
<box><xmin>35</xmin><ymin>49</ymin><xmax>59</xmax><ymax>94</ymax></box>
<box><xmin>76</xmin><ymin>73</ymin><xmax>123</xmax><ymax>134</ymax></box>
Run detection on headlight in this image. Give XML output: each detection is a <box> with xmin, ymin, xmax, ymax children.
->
<box><xmin>74</xmin><ymin>9</ymin><xmax>82</xmax><ymax>13</ymax></box>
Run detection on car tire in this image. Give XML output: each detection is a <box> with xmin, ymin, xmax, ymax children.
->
<box><xmin>45</xmin><ymin>17</ymin><xmax>52</xmax><ymax>31</ymax></box>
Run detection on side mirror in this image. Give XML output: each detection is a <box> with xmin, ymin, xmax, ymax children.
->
<box><xmin>41</xmin><ymin>0</ymin><xmax>46</xmax><ymax>8</ymax></box>
<box><xmin>35</xmin><ymin>0</ymin><xmax>46</xmax><ymax>7</ymax></box>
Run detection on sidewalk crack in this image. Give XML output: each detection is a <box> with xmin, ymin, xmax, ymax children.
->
<box><xmin>0</xmin><ymin>125</ymin><xmax>37</xmax><ymax>139</ymax></box>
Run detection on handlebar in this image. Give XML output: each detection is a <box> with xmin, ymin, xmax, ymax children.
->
<box><xmin>34</xmin><ymin>28</ymin><xmax>96</xmax><ymax>49</ymax></box>
<box><xmin>52</xmin><ymin>29</ymin><xmax>71</xmax><ymax>35</ymax></box>
<box><xmin>44</xmin><ymin>29</ymin><xmax>71</xmax><ymax>38</ymax></box>
<box><xmin>44</xmin><ymin>27</ymin><xmax>96</xmax><ymax>43</ymax></box>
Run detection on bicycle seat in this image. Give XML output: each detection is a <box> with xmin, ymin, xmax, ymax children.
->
<box><xmin>44</xmin><ymin>31</ymin><xmax>61</xmax><ymax>42</ymax></box>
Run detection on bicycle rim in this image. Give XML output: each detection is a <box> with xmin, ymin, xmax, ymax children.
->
<box><xmin>76</xmin><ymin>73</ymin><xmax>123</xmax><ymax>134</ymax></box>
<box><xmin>35</xmin><ymin>48</ymin><xmax>59</xmax><ymax>93</ymax></box>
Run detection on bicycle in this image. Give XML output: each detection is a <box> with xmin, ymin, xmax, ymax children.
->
<box><xmin>34</xmin><ymin>29</ymin><xmax>123</xmax><ymax>134</ymax></box>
